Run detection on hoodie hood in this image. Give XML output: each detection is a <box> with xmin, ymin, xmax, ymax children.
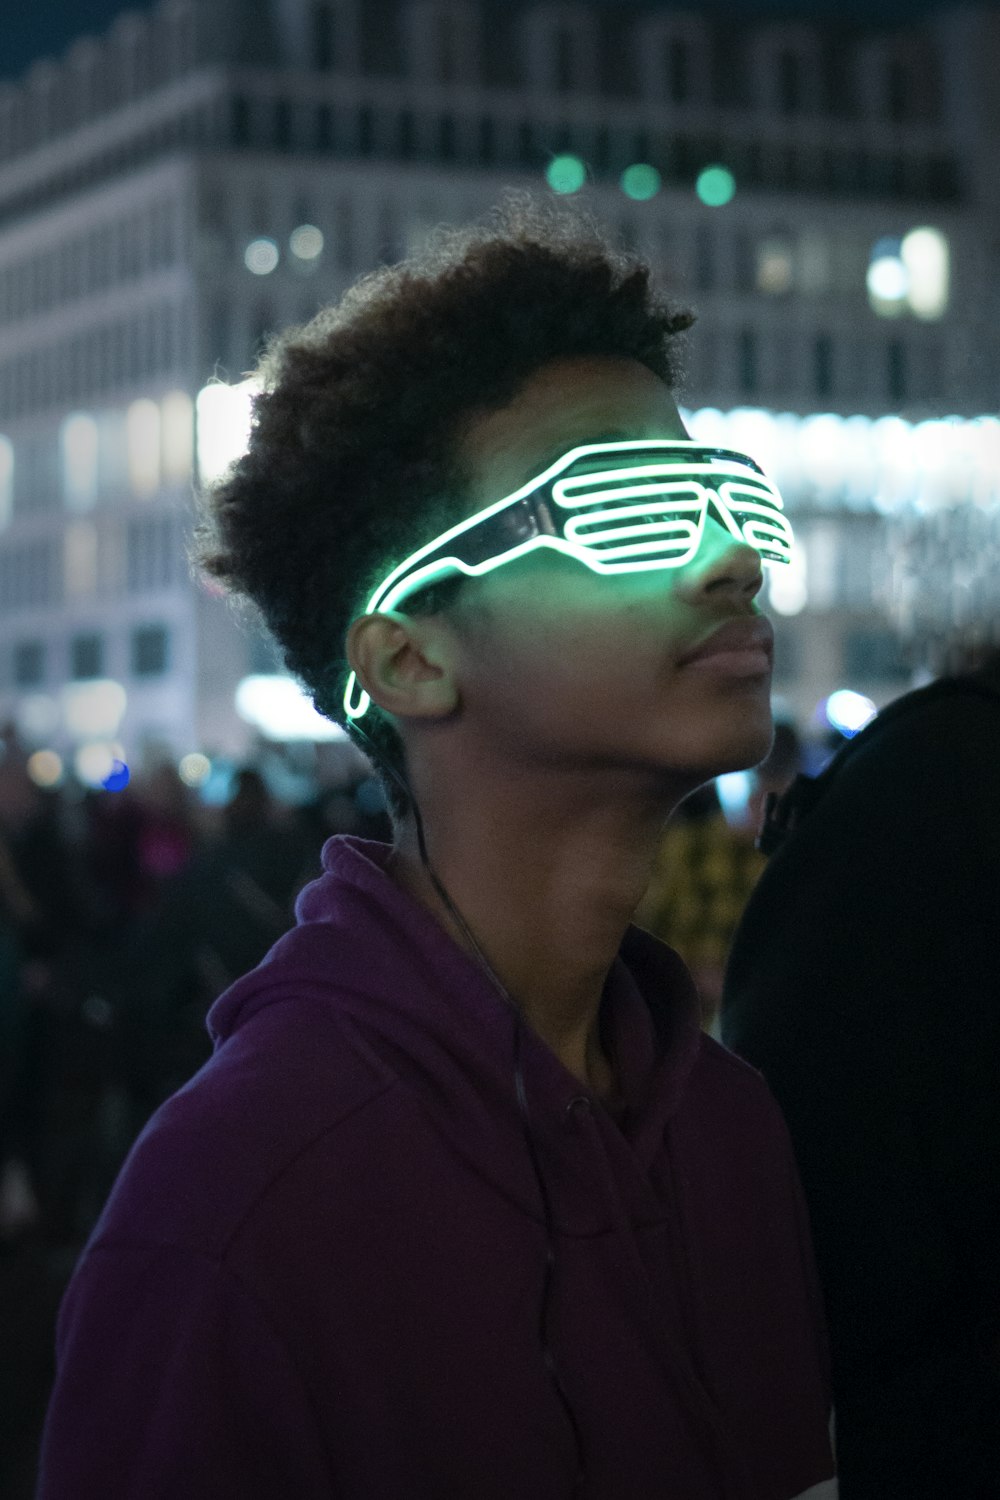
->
<box><xmin>207</xmin><ymin>834</ymin><xmax>704</xmax><ymax>1227</ymax></box>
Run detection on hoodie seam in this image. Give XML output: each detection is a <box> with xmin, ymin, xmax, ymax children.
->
<box><xmin>218</xmin><ymin>1077</ymin><xmax>402</xmax><ymax>1258</ymax></box>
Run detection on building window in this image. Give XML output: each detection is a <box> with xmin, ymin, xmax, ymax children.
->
<box><xmin>438</xmin><ymin>114</ymin><xmax>456</xmax><ymax>160</ymax></box>
<box><xmin>695</xmin><ymin>225</ymin><xmax>715</xmax><ymax>291</ymax></box>
<box><xmin>888</xmin><ymin>338</ymin><xmax>907</xmax><ymax>403</ymax></box>
<box><xmin>131</xmin><ymin>623</ymin><xmax>169</xmax><ymax>677</ymax></box>
<box><xmin>71</xmin><ymin>632</ymin><xmax>103</xmax><ymax>680</ymax></box>
<box><xmin>732</xmin><ymin>230</ymin><xmax>754</xmax><ymax>293</ymax></box>
<box><xmin>232</xmin><ymin>96</ymin><xmax>250</xmax><ymax>147</ymax></box>
<box><xmin>315</xmin><ymin>103</ymin><xmax>333</xmax><ymax>151</ymax></box>
<box><xmin>554</xmin><ymin>27</ymin><xmax>575</xmax><ymax>93</ymax></box>
<box><xmin>813</xmin><ymin>333</ymin><xmax>833</xmax><ymax>399</ymax></box>
<box><xmin>438</xmin><ymin>13</ymin><xmax>459</xmax><ymax>84</ymax></box>
<box><xmin>887</xmin><ymin>60</ymin><xmax>908</xmax><ymax>123</ymax></box>
<box><xmin>330</xmin><ymin>196</ymin><xmax>352</xmax><ymax>269</ymax></box>
<box><xmin>13</xmin><ymin>639</ymin><xmax>45</xmax><ymax>686</ymax></box>
<box><xmin>274</xmin><ymin>99</ymin><xmax>292</xmax><ymax>151</ymax></box>
<box><xmin>313</xmin><ymin>2</ymin><xmax>337</xmax><ymax>71</ymax></box>
<box><xmin>667</xmin><ymin>38</ymin><xmax>689</xmax><ymax>103</ymax></box>
<box><xmin>778</xmin><ymin>51</ymin><xmax>802</xmax><ymax>114</ymax></box>
<box><xmin>738</xmin><ymin>328</ymin><xmax>758</xmax><ymax>394</ymax></box>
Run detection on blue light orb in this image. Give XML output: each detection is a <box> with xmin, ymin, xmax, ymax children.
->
<box><xmin>825</xmin><ymin>690</ymin><xmax>877</xmax><ymax>738</ymax></box>
<box><xmin>101</xmin><ymin>759</ymin><xmax>131</xmax><ymax>792</ymax></box>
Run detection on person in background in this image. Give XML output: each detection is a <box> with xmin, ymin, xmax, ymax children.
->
<box><xmin>37</xmin><ymin>195</ymin><xmax>836</xmax><ymax>1499</ymax></box>
<box><xmin>635</xmin><ymin>720</ymin><xmax>802</xmax><ymax>1033</ymax></box>
<box><xmin>722</xmin><ymin>642</ymin><xmax>1000</xmax><ymax>1498</ymax></box>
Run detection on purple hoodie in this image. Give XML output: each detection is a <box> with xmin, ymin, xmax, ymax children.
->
<box><xmin>38</xmin><ymin>836</ymin><xmax>836</xmax><ymax>1499</ymax></box>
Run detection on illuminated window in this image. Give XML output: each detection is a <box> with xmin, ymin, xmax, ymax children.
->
<box><xmin>161</xmin><ymin>390</ymin><xmax>193</xmax><ymax>483</ymax></box>
<box><xmin>756</xmin><ymin>234</ymin><xmax>794</xmax><ymax>295</ymax></box>
<box><xmin>127</xmin><ymin>398</ymin><xmax>160</xmax><ymax>497</ymax></box>
<box><xmin>901</xmin><ymin>227</ymin><xmax>948</xmax><ymax>320</ymax></box>
<box><xmin>64</xmin><ymin>520</ymin><xmax>99</xmax><ymax>599</ymax></box>
<box><xmin>0</xmin><ymin>434</ymin><xmax>12</xmax><ymax>530</ymax></box>
<box><xmin>867</xmin><ymin>228</ymin><xmax>948</xmax><ymax>320</ymax></box>
<box><xmin>61</xmin><ymin>412</ymin><xmax>99</xmax><ymax>511</ymax></box>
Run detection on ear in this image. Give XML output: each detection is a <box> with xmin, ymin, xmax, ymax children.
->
<box><xmin>346</xmin><ymin>611</ymin><xmax>459</xmax><ymax>721</ymax></box>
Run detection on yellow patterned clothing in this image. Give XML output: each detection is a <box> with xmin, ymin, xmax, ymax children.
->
<box><xmin>634</xmin><ymin>812</ymin><xmax>766</xmax><ymax>974</ymax></box>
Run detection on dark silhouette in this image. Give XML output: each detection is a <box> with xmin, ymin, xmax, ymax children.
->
<box><xmin>722</xmin><ymin>648</ymin><xmax>1000</xmax><ymax>1497</ymax></box>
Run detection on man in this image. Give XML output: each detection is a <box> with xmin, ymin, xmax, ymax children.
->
<box><xmin>722</xmin><ymin>646</ymin><xmax>1000</xmax><ymax>1497</ymax></box>
<box><xmin>37</xmin><ymin>197</ymin><xmax>836</xmax><ymax>1498</ymax></box>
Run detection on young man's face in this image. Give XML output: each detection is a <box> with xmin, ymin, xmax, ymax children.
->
<box><xmin>437</xmin><ymin>354</ymin><xmax>776</xmax><ymax>783</ymax></box>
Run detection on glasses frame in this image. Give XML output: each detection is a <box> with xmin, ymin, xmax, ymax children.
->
<box><xmin>344</xmin><ymin>439</ymin><xmax>793</xmax><ymax>720</ymax></box>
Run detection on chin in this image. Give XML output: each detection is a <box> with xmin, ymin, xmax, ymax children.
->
<box><xmin>670</xmin><ymin>719</ymin><xmax>775</xmax><ymax>781</ymax></box>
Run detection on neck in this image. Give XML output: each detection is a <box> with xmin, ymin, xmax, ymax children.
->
<box><xmin>387</xmin><ymin>762</ymin><xmax>692</xmax><ymax>1092</ymax></box>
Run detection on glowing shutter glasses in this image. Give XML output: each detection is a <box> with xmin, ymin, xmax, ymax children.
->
<box><xmin>344</xmin><ymin>439</ymin><xmax>794</xmax><ymax>720</ymax></box>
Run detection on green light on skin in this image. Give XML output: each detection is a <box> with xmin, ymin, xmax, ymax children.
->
<box><xmin>343</xmin><ymin>440</ymin><xmax>794</xmax><ymax>721</ymax></box>
<box><xmin>696</xmin><ymin>165</ymin><xmax>736</xmax><ymax>207</ymax></box>
<box><xmin>620</xmin><ymin>164</ymin><xmax>662</xmax><ymax>201</ymax></box>
<box><xmin>546</xmin><ymin>154</ymin><xmax>587</xmax><ymax>194</ymax></box>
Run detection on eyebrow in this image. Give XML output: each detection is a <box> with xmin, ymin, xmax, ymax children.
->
<box><xmin>519</xmin><ymin>428</ymin><xmax>640</xmax><ymax>489</ymax></box>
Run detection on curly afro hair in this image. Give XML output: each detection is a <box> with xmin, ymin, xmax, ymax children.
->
<box><xmin>189</xmin><ymin>192</ymin><xmax>695</xmax><ymax>823</ymax></box>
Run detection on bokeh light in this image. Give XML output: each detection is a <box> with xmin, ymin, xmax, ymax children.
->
<box><xmin>546</xmin><ymin>155</ymin><xmax>586</xmax><ymax>194</ymax></box>
<box><xmin>178</xmin><ymin>752</ymin><xmax>212</xmax><ymax>787</ymax></box>
<box><xmin>101</xmin><ymin>759</ymin><xmax>131</xmax><ymax>793</ymax></box>
<box><xmin>620</xmin><ymin>163</ymin><xmax>661</xmax><ymax>201</ymax></box>
<box><xmin>289</xmin><ymin>224</ymin><xmax>324</xmax><ymax>260</ymax></box>
<box><xmin>695</xmin><ymin>165</ymin><xmax>736</xmax><ymax>206</ymax></box>
<box><xmin>26</xmin><ymin>750</ymin><xmax>63</xmax><ymax>788</ymax></box>
<box><xmin>244</xmin><ymin>237</ymin><xmax>280</xmax><ymax>274</ymax></box>
<box><xmin>824</xmin><ymin>690</ymin><xmax>877</xmax><ymax>737</ymax></box>
<box><xmin>62</xmin><ymin>679</ymin><xmax>127</xmax><ymax>739</ymax></box>
<box><xmin>74</xmin><ymin>741</ymin><xmax>120</xmax><ymax>788</ymax></box>
<box><xmin>867</xmin><ymin>256</ymin><xmax>908</xmax><ymax>302</ymax></box>
<box><xmin>900</xmin><ymin>226</ymin><xmax>949</xmax><ymax>320</ymax></box>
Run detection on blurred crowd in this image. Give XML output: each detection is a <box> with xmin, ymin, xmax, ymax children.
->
<box><xmin>0</xmin><ymin>727</ymin><xmax>395</xmax><ymax>1255</ymax></box>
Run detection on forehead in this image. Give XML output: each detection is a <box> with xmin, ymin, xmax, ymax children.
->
<box><xmin>458</xmin><ymin>355</ymin><xmax>687</xmax><ymax>506</ymax></box>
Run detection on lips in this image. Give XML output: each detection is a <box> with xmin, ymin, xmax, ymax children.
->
<box><xmin>676</xmin><ymin>617</ymin><xmax>775</xmax><ymax>668</ymax></box>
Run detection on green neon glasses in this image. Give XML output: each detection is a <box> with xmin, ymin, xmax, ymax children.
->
<box><xmin>344</xmin><ymin>438</ymin><xmax>794</xmax><ymax>720</ymax></box>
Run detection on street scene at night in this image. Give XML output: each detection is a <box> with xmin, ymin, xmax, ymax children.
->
<box><xmin>1</xmin><ymin>1</ymin><xmax>999</xmax><ymax>1495</ymax></box>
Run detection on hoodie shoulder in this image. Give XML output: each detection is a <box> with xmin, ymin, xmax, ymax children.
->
<box><xmin>92</xmin><ymin>988</ymin><xmax>399</xmax><ymax>1263</ymax></box>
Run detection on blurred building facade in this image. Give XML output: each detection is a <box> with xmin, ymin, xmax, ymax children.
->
<box><xmin>0</xmin><ymin>0</ymin><xmax>998</xmax><ymax>779</ymax></box>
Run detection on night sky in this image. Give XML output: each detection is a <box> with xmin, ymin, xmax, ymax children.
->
<box><xmin>3</xmin><ymin>0</ymin><xmax>997</xmax><ymax>83</ymax></box>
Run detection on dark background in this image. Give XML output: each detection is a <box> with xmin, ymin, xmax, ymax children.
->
<box><xmin>5</xmin><ymin>0</ymin><xmax>999</xmax><ymax>84</ymax></box>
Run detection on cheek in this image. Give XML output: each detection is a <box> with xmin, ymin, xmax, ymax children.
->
<box><xmin>463</xmin><ymin>604</ymin><xmax>659</xmax><ymax>722</ymax></box>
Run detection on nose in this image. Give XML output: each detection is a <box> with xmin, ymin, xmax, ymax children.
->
<box><xmin>677</xmin><ymin>523</ymin><xmax>764</xmax><ymax>605</ymax></box>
